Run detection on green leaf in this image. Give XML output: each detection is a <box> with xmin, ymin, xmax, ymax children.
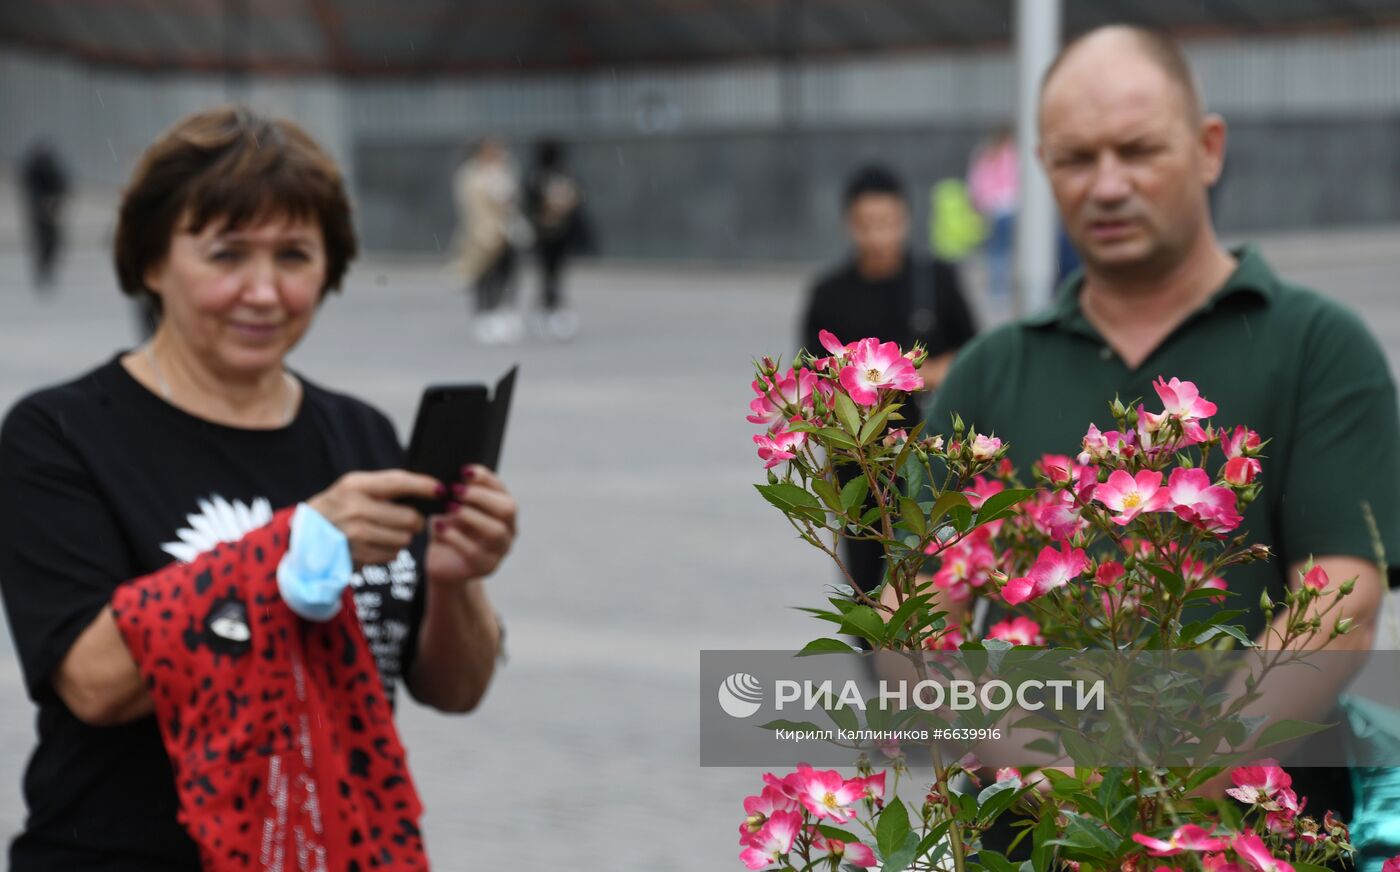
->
<box><xmin>1193</xmin><ymin>623</ymin><xmax>1253</xmax><ymax>648</ymax></box>
<box><xmin>821</xmin><ymin>692</ymin><xmax>860</xmax><ymax>734</ymax></box>
<box><xmin>1046</xmin><ymin>812</ymin><xmax>1120</xmax><ymax>857</ymax></box>
<box><xmin>755</xmin><ymin>482</ymin><xmax>822</xmax><ymax>512</ymax></box>
<box><xmin>899</xmin><ymin>497</ymin><xmax>928</xmax><ymax>537</ymax></box>
<box><xmin>1185</xmin><ymin>585</ymin><xmax>1238</xmax><ymax>605</ymax></box>
<box><xmin>879</xmin><ymin>830</ymin><xmax>922</xmax><ymax>872</ymax></box>
<box><xmin>975</xmin><ymin>487</ymin><xmax>1036</xmax><ymax>524</ymax></box>
<box><xmin>839</xmin><ymin>605</ymin><xmax>887</xmax><ymax>644</ymax></box>
<box><xmin>974</xmin><ymin>850</ymin><xmax>1020</xmax><ymax>872</ymax></box>
<box><xmin>976</xmin><ymin>782</ymin><xmax>1027</xmax><ymax>825</ymax></box>
<box><xmin>834</xmin><ymin>391</ymin><xmax>862</xmax><ymax>435</ymax></box>
<box><xmin>913</xmin><ymin>822</ymin><xmax>952</xmax><ymax>861</ymax></box>
<box><xmin>1254</xmin><ymin>718</ymin><xmax>1333</xmax><ymax>750</ymax></box>
<box><xmin>950</xmin><ymin>504</ymin><xmax>973</xmax><ymax>533</ymax></box>
<box><xmin>1061</xmin><ymin>731</ymin><xmax>1100</xmax><ymax>767</ymax></box>
<box><xmin>827</xmin><ymin>597</ymin><xmax>860</xmax><ymax>613</ymax></box>
<box><xmin>1143</xmin><ymin>563</ymin><xmax>1186</xmax><ymax>599</ymax></box>
<box><xmin>797</xmin><ymin>638</ymin><xmax>858</xmax><ymax>656</ymax></box>
<box><xmin>812</xmin><ymin>477</ymin><xmax>844</xmax><ymax>513</ymax></box>
<box><xmin>1070</xmin><ymin>794</ymin><xmax>1107</xmax><ymax>820</ymax></box>
<box><xmin>840</xmin><ymin>475</ymin><xmax>871</xmax><ymax>513</ymax></box>
<box><xmin>884</xmin><ymin>595</ymin><xmax>937</xmax><ymax>641</ymax></box>
<box><xmin>793</xmin><ymin>609</ymin><xmax>845</xmax><ymax>626</ymax></box>
<box><xmin>875</xmin><ymin>796</ymin><xmax>911</xmax><ymax>857</ymax></box>
<box><xmin>817</xmin><ymin>824</ymin><xmax>862</xmax><ymax>843</ymax></box>
<box><xmin>859</xmin><ymin>405</ymin><xmax>897</xmax><ymax>445</ymax></box>
<box><xmin>1030</xmin><ymin>811</ymin><xmax>1059</xmax><ymax>872</ymax></box>
<box><xmin>815</xmin><ymin>427</ymin><xmax>859</xmax><ymax>449</ymax></box>
<box><xmin>928</xmin><ymin>490</ymin><xmax>971</xmax><ymax>527</ymax></box>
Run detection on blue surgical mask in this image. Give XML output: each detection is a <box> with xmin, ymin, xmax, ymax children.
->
<box><xmin>277</xmin><ymin>503</ymin><xmax>353</xmax><ymax>622</ymax></box>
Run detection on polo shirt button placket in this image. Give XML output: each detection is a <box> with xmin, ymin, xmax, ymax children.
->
<box><xmin>1099</xmin><ymin>345</ymin><xmax>1114</xmax><ymax>362</ymax></box>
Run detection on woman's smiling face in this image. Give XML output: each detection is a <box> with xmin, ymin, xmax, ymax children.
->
<box><xmin>144</xmin><ymin>212</ymin><xmax>327</xmax><ymax>377</ymax></box>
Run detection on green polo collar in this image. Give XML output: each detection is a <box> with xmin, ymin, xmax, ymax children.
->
<box><xmin>1025</xmin><ymin>245</ymin><xmax>1278</xmax><ymax>331</ymax></box>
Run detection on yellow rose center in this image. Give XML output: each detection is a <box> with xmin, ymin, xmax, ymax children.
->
<box><xmin>1122</xmin><ymin>492</ymin><xmax>1142</xmax><ymax>510</ymax></box>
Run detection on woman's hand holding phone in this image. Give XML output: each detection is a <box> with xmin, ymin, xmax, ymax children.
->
<box><xmin>425</xmin><ymin>465</ymin><xmax>518</xmax><ymax>585</ymax></box>
<box><xmin>307</xmin><ymin>470</ymin><xmax>443</xmax><ymax>567</ymax></box>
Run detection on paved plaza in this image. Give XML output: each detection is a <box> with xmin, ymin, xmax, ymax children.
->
<box><xmin>0</xmin><ymin>191</ymin><xmax>1398</xmax><ymax>867</ymax></box>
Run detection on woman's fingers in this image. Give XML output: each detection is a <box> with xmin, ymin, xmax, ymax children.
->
<box><xmin>354</xmin><ymin>493</ymin><xmax>426</xmax><ymax>536</ymax></box>
<box><xmin>451</xmin><ymin>466</ymin><xmax>517</xmax><ymax>533</ymax></box>
<box><xmin>309</xmin><ymin>469</ymin><xmax>443</xmax><ymax>568</ymax></box>
<box><xmin>440</xmin><ymin>502</ymin><xmax>512</xmax><ymax>552</ymax></box>
<box><xmin>357</xmin><ymin>469</ymin><xmax>444</xmax><ymax>502</ymax></box>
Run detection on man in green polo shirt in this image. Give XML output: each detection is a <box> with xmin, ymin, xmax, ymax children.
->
<box><xmin>921</xmin><ymin>24</ymin><xmax>1400</xmax><ymax>834</ymax></box>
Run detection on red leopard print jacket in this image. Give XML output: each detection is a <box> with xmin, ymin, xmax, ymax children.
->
<box><xmin>111</xmin><ymin>508</ymin><xmax>428</xmax><ymax>871</ymax></box>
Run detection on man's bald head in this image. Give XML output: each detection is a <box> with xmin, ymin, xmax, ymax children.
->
<box><xmin>1042</xmin><ymin>25</ymin><xmax>1202</xmax><ymax>123</ymax></box>
<box><xmin>1035</xmin><ymin>24</ymin><xmax>1227</xmax><ymax>282</ymax></box>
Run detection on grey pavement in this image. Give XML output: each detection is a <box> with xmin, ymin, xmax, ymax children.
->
<box><xmin>0</xmin><ymin>198</ymin><xmax>1399</xmax><ymax>869</ymax></box>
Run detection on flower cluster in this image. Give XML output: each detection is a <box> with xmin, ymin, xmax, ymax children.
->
<box><xmin>738</xmin><ymin>765</ymin><xmax>885</xmax><ymax>869</ymax></box>
<box><xmin>747</xmin><ymin>337</ymin><xmax>1365</xmax><ymax>871</ymax></box>
<box><xmin>1128</xmin><ymin>761</ymin><xmax>1361</xmax><ymax>871</ymax></box>
<box><xmin>747</xmin><ymin>330</ymin><xmax>926</xmax><ymax>469</ymax></box>
<box><xmin>915</xmin><ymin>376</ymin><xmax>1274</xmax><ymax>653</ymax></box>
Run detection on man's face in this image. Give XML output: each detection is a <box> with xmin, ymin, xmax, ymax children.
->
<box><xmin>1038</xmin><ymin>45</ymin><xmax>1223</xmax><ymax>279</ymax></box>
<box><xmin>846</xmin><ymin>193</ymin><xmax>908</xmax><ymax>266</ymax></box>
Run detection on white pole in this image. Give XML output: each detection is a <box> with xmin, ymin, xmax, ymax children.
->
<box><xmin>1014</xmin><ymin>0</ymin><xmax>1062</xmax><ymax>314</ymax></box>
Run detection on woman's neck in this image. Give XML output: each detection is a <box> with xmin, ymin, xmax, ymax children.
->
<box><xmin>124</xmin><ymin>331</ymin><xmax>298</xmax><ymax>429</ymax></box>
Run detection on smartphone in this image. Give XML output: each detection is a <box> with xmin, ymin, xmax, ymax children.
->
<box><xmin>402</xmin><ymin>366</ymin><xmax>517</xmax><ymax>514</ymax></box>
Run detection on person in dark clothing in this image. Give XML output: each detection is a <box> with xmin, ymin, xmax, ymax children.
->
<box><xmin>0</xmin><ymin>106</ymin><xmax>513</xmax><ymax>871</ymax></box>
<box><xmin>19</xmin><ymin>142</ymin><xmax>68</xmax><ymax>291</ymax></box>
<box><xmin>524</xmin><ymin>139</ymin><xmax>584</xmax><ymax>340</ymax></box>
<box><xmin>799</xmin><ymin>164</ymin><xmax>978</xmax><ymax>594</ymax></box>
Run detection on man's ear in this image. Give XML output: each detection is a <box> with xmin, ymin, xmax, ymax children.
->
<box><xmin>1199</xmin><ymin>113</ymin><xmax>1227</xmax><ymax>187</ymax></box>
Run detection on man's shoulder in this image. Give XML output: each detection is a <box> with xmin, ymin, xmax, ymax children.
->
<box><xmin>951</xmin><ymin>316</ymin><xmax>1037</xmax><ymax>363</ymax></box>
<box><xmin>932</xmin><ymin>321</ymin><xmax>1032</xmax><ymax>410</ymax></box>
<box><xmin>1269</xmin><ymin>275</ymin><xmax>1368</xmax><ymax>326</ymax></box>
<box><xmin>1248</xmin><ymin>267</ymin><xmax>1384</xmax><ymax>363</ymax></box>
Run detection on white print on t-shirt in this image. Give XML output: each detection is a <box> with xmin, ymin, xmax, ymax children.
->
<box><xmin>160</xmin><ymin>494</ymin><xmax>419</xmax><ymax>684</ymax></box>
<box><xmin>161</xmin><ymin>495</ymin><xmax>274</xmax><ymax>564</ymax></box>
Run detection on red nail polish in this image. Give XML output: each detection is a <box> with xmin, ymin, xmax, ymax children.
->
<box><xmin>433</xmin><ymin>518</ymin><xmax>448</xmax><ymax>534</ymax></box>
<box><xmin>446</xmin><ymin>501</ymin><xmax>461</xmax><ymax>513</ymax></box>
<box><xmin>461</xmin><ymin>466</ymin><xmax>476</xmax><ymax>480</ymax></box>
<box><xmin>452</xmin><ymin>483</ymin><xmax>467</xmax><ymax>499</ymax></box>
<box><xmin>435</xmin><ymin>482</ymin><xmax>448</xmax><ymax>497</ymax></box>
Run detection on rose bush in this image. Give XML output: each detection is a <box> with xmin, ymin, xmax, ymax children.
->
<box><xmin>741</xmin><ymin>334</ymin><xmax>1383</xmax><ymax>871</ymax></box>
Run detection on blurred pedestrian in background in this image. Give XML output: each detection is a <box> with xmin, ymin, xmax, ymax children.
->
<box><xmin>927</xmin><ymin>177</ymin><xmax>987</xmax><ymax>265</ymax></box>
<box><xmin>967</xmin><ymin>128</ymin><xmax>1018</xmax><ymax>300</ymax></box>
<box><xmin>452</xmin><ymin>137</ymin><xmax>530</xmax><ymax>345</ymax></box>
<box><xmin>800</xmin><ymin>163</ymin><xmax>977</xmax><ymax>595</ymax></box>
<box><xmin>524</xmin><ymin>138</ymin><xmax>584</xmax><ymax>341</ymax></box>
<box><xmin>18</xmin><ymin>141</ymin><xmax>68</xmax><ymax>293</ymax></box>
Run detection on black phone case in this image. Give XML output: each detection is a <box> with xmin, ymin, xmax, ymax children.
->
<box><xmin>402</xmin><ymin>366</ymin><xmax>517</xmax><ymax>515</ymax></box>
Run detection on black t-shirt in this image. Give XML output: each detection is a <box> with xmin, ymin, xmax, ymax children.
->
<box><xmin>800</xmin><ymin>253</ymin><xmax>976</xmax><ymax>364</ymax></box>
<box><xmin>0</xmin><ymin>355</ymin><xmax>428</xmax><ymax>871</ymax></box>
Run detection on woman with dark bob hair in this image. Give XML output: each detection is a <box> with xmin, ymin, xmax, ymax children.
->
<box><xmin>0</xmin><ymin>106</ymin><xmax>511</xmax><ymax>870</ymax></box>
